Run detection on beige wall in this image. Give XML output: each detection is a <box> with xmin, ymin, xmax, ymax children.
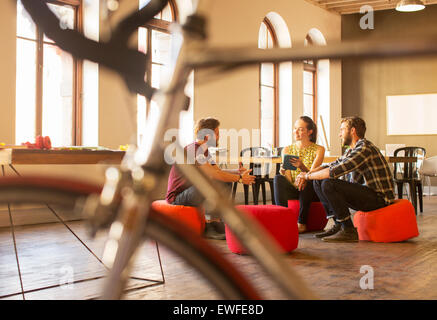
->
<box><xmin>0</xmin><ymin>0</ymin><xmax>342</xmax><ymax>154</ymax></box>
<box><xmin>195</xmin><ymin>0</ymin><xmax>342</xmax><ymax>155</ymax></box>
<box><xmin>0</xmin><ymin>0</ymin><xmax>16</xmax><ymax>145</ymax></box>
<box><xmin>0</xmin><ymin>0</ymin><xmax>341</xmax><ymax>199</ymax></box>
<box><xmin>342</xmin><ymin>6</ymin><xmax>437</xmax><ymax>156</ymax></box>
<box><xmin>342</xmin><ymin>6</ymin><xmax>437</xmax><ymax>186</ymax></box>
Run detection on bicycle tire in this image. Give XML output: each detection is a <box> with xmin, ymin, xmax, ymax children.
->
<box><xmin>0</xmin><ymin>176</ymin><xmax>261</xmax><ymax>300</ymax></box>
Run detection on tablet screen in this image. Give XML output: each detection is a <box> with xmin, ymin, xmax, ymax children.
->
<box><xmin>283</xmin><ymin>155</ymin><xmax>299</xmax><ymax>171</ymax></box>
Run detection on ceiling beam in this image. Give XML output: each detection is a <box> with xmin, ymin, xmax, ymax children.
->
<box><xmin>304</xmin><ymin>0</ymin><xmax>437</xmax><ymax>14</ymax></box>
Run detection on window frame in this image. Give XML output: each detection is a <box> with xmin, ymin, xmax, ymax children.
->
<box><xmin>140</xmin><ymin>0</ymin><xmax>178</xmax><ymax>117</ymax></box>
<box><xmin>259</xmin><ymin>17</ymin><xmax>279</xmax><ymax>148</ymax></box>
<box><xmin>16</xmin><ymin>0</ymin><xmax>83</xmax><ymax>145</ymax></box>
<box><xmin>303</xmin><ymin>35</ymin><xmax>318</xmax><ymax>121</ymax></box>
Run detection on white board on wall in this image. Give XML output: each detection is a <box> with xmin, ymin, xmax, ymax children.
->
<box><xmin>387</xmin><ymin>94</ymin><xmax>437</xmax><ymax>135</ymax></box>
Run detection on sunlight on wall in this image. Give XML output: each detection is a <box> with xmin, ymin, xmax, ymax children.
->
<box><xmin>82</xmin><ymin>0</ymin><xmax>99</xmax><ymax>146</ymax></box>
<box><xmin>266</xmin><ymin>12</ymin><xmax>292</xmax><ymax>148</ymax></box>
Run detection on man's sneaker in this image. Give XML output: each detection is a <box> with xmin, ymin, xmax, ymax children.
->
<box><xmin>314</xmin><ymin>223</ymin><xmax>341</xmax><ymax>238</ymax></box>
<box><xmin>322</xmin><ymin>227</ymin><xmax>359</xmax><ymax>243</ymax></box>
<box><xmin>203</xmin><ymin>222</ymin><xmax>226</xmax><ymax>240</ymax></box>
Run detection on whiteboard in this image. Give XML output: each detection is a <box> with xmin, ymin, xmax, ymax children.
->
<box><xmin>386</xmin><ymin>94</ymin><xmax>437</xmax><ymax>135</ymax></box>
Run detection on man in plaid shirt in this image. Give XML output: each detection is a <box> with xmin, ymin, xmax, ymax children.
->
<box><xmin>295</xmin><ymin>117</ymin><xmax>395</xmax><ymax>242</ymax></box>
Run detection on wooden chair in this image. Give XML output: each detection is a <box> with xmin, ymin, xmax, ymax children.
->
<box><xmin>232</xmin><ymin>147</ymin><xmax>274</xmax><ymax>205</ymax></box>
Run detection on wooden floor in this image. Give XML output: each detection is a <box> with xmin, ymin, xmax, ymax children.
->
<box><xmin>1</xmin><ymin>197</ymin><xmax>437</xmax><ymax>300</ymax></box>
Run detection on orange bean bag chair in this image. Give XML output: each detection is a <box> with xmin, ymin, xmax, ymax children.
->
<box><xmin>151</xmin><ymin>200</ymin><xmax>205</xmax><ymax>235</ymax></box>
<box><xmin>353</xmin><ymin>199</ymin><xmax>419</xmax><ymax>242</ymax></box>
<box><xmin>288</xmin><ymin>200</ymin><xmax>328</xmax><ymax>232</ymax></box>
<box><xmin>225</xmin><ymin>205</ymin><xmax>299</xmax><ymax>255</ymax></box>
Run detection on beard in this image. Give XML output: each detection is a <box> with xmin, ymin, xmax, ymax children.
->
<box><xmin>342</xmin><ymin>132</ymin><xmax>352</xmax><ymax>147</ymax></box>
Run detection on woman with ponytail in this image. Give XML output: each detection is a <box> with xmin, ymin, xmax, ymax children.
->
<box><xmin>274</xmin><ymin>116</ymin><xmax>325</xmax><ymax>233</ymax></box>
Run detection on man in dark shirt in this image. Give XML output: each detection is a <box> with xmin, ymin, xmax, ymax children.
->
<box><xmin>166</xmin><ymin>117</ymin><xmax>255</xmax><ymax>239</ymax></box>
<box><xmin>295</xmin><ymin>117</ymin><xmax>395</xmax><ymax>242</ymax></box>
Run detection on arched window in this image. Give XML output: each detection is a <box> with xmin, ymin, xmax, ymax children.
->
<box><xmin>137</xmin><ymin>0</ymin><xmax>193</xmax><ymax>147</ymax></box>
<box><xmin>137</xmin><ymin>0</ymin><xmax>181</xmax><ymax>145</ymax></box>
<box><xmin>303</xmin><ymin>35</ymin><xmax>317</xmax><ymax>121</ymax></box>
<box><xmin>258</xmin><ymin>18</ymin><xmax>278</xmax><ymax>149</ymax></box>
<box><xmin>304</xmin><ymin>29</ymin><xmax>330</xmax><ymax>151</ymax></box>
<box><xmin>15</xmin><ymin>0</ymin><xmax>83</xmax><ymax>146</ymax></box>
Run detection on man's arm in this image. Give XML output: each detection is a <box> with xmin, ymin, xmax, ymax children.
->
<box><xmin>199</xmin><ymin>162</ymin><xmax>255</xmax><ymax>185</ymax></box>
<box><xmin>295</xmin><ymin>142</ymin><xmax>370</xmax><ymax>190</ymax></box>
<box><xmin>295</xmin><ymin>167</ymin><xmax>330</xmax><ymax>191</ymax></box>
<box><xmin>328</xmin><ymin>143</ymin><xmax>371</xmax><ymax>179</ymax></box>
<box><xmin>306</xmin><ymin>167</ymin><xmax>330</xmax><ymax>180</ymax></box>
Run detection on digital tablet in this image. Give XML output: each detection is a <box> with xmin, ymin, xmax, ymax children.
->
<box><xmin>283</xmin><ymin>155</ymin><xmax>299</xmax><ymax>171</ymax></box>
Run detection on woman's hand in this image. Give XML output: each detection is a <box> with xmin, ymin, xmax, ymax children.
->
<box><xmin>290</xmin><ymin>157</ymin><xmax>307</xmax><ymax>171</ymax></box>
<box><xmin>295</xmin><ymin>172</ymin><xmax>308</xmax><ymax>191</ymax></box>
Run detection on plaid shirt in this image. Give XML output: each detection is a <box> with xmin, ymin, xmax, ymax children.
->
<box><xmin>328</xmin><ymin>139</ymin><xmax>395</xmax><ymax>204</ymax></box>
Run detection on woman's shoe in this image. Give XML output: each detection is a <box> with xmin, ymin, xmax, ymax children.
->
<box><xmin>298</xmin><ymin>223</ymin><xmax>307</xmax><ymax>234</ymax></box>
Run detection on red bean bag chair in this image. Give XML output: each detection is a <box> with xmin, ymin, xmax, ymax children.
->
<box><xmin>225</xmin><ymin>205</ymin><xmax>299</xmax><ymax>255</ymax></box>
<box><xmin>288</xmin><ymin>200</ymin><xmax>328</xmax><ymax>232</ymax></box>
<box><xmin>151</xmin><ymin>200</ymin><xmax>205</xmax><ymax>235</ymax></box>
<box><xmin>353</xmin><ymin>199</ymin><xmax>419</xmax><ymax>242</ymax></box>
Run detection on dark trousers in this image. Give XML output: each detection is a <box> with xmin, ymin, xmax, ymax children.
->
<box><xmin>173</xmin><ymin>182</ymin><xmax>232</xmax><ymax>219</ymax></box>
<box><xmin>312</xmin><ymin>179</ymin><xmax>387</xmax><ymax>223</ymax></box>
<box><xmin>273</xmin><ymin>175</ymin><xmax>319</xmax><ymax>224</ymax></box>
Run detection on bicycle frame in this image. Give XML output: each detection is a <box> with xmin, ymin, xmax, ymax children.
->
<box><xmin>97</xmin><ymin>0</ymin><xmax>316</xmax><ymax>299</ymax></box>
<box><xmin>19</xmin><ymin>0</ymin><xmax>437</xmax><ymax>300</ymax></box>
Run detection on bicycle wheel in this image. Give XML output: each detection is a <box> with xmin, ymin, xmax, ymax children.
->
<box><xmin>0</xmin><ymin>176</ymin><xmax>261</xmax><ymax>299</ymax></box>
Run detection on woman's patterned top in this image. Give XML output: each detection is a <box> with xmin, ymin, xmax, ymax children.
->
<box><xmin>283</xmin><ymin>143</ymin><xmax>320</xmax><ymax>185</ymax></box>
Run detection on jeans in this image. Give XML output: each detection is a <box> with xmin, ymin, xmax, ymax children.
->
<box><xmin>273</xmin><ymin>175</ymin><xmax>319</xmax><ymax>224</ymax></box>
<box><xmin>173</xmin><ymin>182</ymin><xmax>232</xmax><ymax>220</ymax></box>
<box><xmin>312</xmin><ymin>179</ymin><xmax>387</xmax><ymax>222</ymax></box>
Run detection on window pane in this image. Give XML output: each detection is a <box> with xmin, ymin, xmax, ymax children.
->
<box><xmin>161</xmin><ymin>3</ymin><xmax>173</xmax><ymax>22</ymax></box>
<box><xmin>137</xmin><ymin>94</ymin><xmax>147</xmax><ymax>146</ymax></box>
<box><xmin>17</xmin><ymin>0</ymin><xmax>36</xmax><ymax>40</ymax></box>
<box><xmin>303</xmin><ymin>94</ymin><xmax>314</xmax><ymax>119</ymax></box>
<box><xmin>179</xmin><ymin>71</ymin><xmax>194</xmax><ymax>147</ymax></box>
<box><xmin>151</xmin><ymin>63</ymin><xmax>164</xmax><ymax>89</ymax></box>
<box><xmin>267</xmin><ymin>29</ymin><xmax>274</xmax><ymax>49</ymax></box>
<box><xmin>140</xmin><ymin>99</ymin><xmax>161</xmax><ymax>147</ymax></box>
<box><xmin>261</xmin><ymin>63</ymin><xmax>274</xmax><ymax>87</ymax></box>
<box><xmin>258</xmin><ymin>23</ymin><xmax>267</xmax><ymax>49</ymax></box>
<box><xmin>261</xmin><ymin>122</ymin><xmax>274</xmax><ymax>148</ymax></box>
<box><xmin>261</xmin><ymin>85</ymin><xmax>274</xmax><ymax>147</ymax></box>
<box><xmin>138</xmin><ymin>27</ymin><xmax>148</xmax><ymax>54</ymax></box>
<box><xmin>303</xmin><ymin>70</ymin><xmax>314</xmax><ymax>95</ymax></box>
<box><xmin>44</xmin><ymin>4</ymin><xmax>75</xmax><ymax>43</ymax></box>
<box><xmin>261</xmin><ymin>86</ymin><xmax>274</xmax><ymax>119</ymax></box>
<box><xmin>151</xmin><ymin>30</ymin><xmax>171</xmax><ymax>65</ymax></box>
<box><xmin>139</xmin><ymin>0</ymin><xmax>152</xmax><ymax>10</ymax></box>
<box><xmin>15</xmin><ymin>39</ymin><xmax>37</xmax><ymax>144</ymax></box>
<box><xmin>42</xmin><ymin>44</ymin><xmax>74</xmax><ymax>146</ymax></box>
